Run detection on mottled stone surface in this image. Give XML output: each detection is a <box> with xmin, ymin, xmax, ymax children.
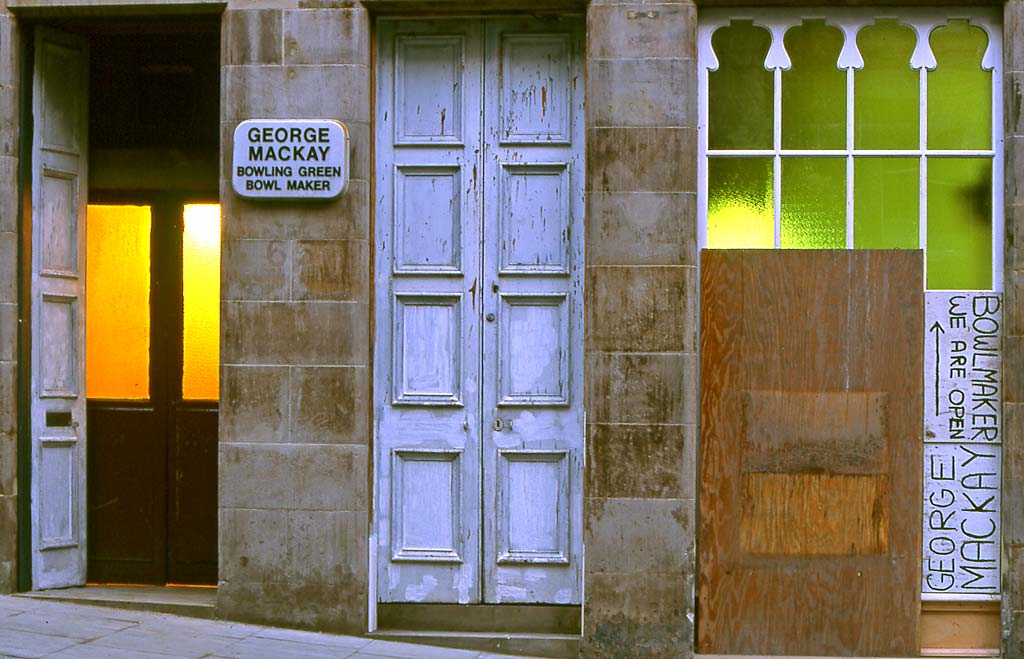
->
<box><xmin>217</xmin><ymin>2</ymin><xmax>372</xmax><ymax>634</ymax></box>
<box><xmin>583</xmin><ymin>1</ymin><xmax>697</xmax><ymax>657</ymax></box>
<box><xmin>0</xmin><ymin>7</ymin><xmax>17</xmax><ymax>595</ymax></box>
<box><xmin>1007</xmin><ymin>3</ymin><xmax>1024</xmax><ymax>657</ymax></box>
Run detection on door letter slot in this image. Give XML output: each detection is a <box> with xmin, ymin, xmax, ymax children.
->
<box><xmin>45</xmin><ymin>411</ymin><xmax>73</xmax><ymax>428</ymax></box>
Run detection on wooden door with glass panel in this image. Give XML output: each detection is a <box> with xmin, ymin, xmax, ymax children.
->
<box><xmin>85</xmin><ymin>198</ymin><xmax>220</xmax><ymax>585</ymax></box>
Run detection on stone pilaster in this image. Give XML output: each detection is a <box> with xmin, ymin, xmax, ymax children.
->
<box><xmin>582</xmin><ymin>2</ymin><xmax>698</xmax><ymax>657</ymax></box>
<box><xmin>1005</xmin><ymin>3</ymin><xmax>1024</xmax><ymax>657</ymax></box>
<box><xmin>216</xmin><ymin>0</ymin><xmax>372</xmax><ymax>634</ymax></box>
<box><xmin>0</xmin><ymin>2</ymin><xmax>20</xmax><ymax>594</ymax></box>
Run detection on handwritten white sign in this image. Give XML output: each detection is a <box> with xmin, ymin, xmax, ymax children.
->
<box><xmin>922</xmin><ymin>442</ymin><xmax>1001</xmax><ymax>595</ymax></box>
<box><xmin>922</xmin><ymin>291</ymin><xmax>1002</xmax><ymax>598</ymax></box>
<box><xmin>924</xmin><ymin>292</ymin><xmax>1001</xmax><ymax>444</ymax></box>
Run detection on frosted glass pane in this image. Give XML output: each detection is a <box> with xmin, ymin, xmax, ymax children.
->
<box><xmin>854</xmin><ymin>21</ymin><xmax>918</xmax><ymax>149</ymax></box>
<box><xmin>927</xmin><ymin>158</ymin><xmax>992</xmax><ymax>290</ymax></box>
<box><xmin>709</xmin><ymin>21</ymin><xmax>773</xmax><ymax>150</ymax></box>
<box><xmin>928</xmin><ymin>21</ymin><xmax>991</xmax><ymax>150</ymax></box>
<box><xmin>183</xmin><ymin>204</ymin><xmax>221</xmax><ymax>400</ymax></box>
<box><xmin>782</xmin><ymin>21</ymin><xmax>846</xmax><ymax>150</ymax></box>
<box><xmin>854</xmin><ymin>158</ymin><xmax>919</xmax><ymax>248</ymax></box>
<box><xmin>781</xmin><ymin>158</ymin><xmax>845</xmax><ymax>248</ymax></box>
<box><xmin>708</xmin><ymin>157</ymin><xmax>774</xmax><ymax>249</ymax></box>
<box><xmin>85</xmin><ymin>205</ymin><xmax>151</xmax><ymax>399</ymax></box>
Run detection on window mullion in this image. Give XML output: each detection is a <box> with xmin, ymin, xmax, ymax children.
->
<box><xmin>919</xmin><ymin>65</ymin><xmax>928</xmax><ymax>287</ymax></box>
<box><xmin>846</xmin><ymin>66</ymin><xmax>855</xmax><ymax>249</ymax></box>
<box><xmin>774</xmin><ymin>66</ymin><xmax>782</xmax><ymax>249</ymax></box>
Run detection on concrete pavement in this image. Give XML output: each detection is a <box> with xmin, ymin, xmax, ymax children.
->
<box><xmin>0</xmin><ymin>595</ymin><xmax>554</xmax><ymax>659</ymax></box>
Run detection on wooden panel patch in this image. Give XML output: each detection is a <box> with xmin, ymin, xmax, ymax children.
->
<box><xmin>742</xmin><ymin>391</ymin><xmax>889</xmax><ymax>474</ymax></box>
<box><xmin>741</xmin><ymin>472</ymin><xmax>889</xmax><ymax>555</ymax></box>
<box><xmin>698</xmin><ymin>249</ymin><xmax>922</xmax><ymax>656</ymax></box>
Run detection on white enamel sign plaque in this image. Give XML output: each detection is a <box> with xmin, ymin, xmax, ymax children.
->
<box><xmin>232</xmin><ymin>120</ymin><xmax>349</xmax><ymax>199</ymax></box>
<box><xmin>922</xmin><ymin>291</ymin><xmax>1002</xmax><ymax>598</ymax></box>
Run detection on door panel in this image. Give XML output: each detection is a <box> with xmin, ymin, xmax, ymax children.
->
<box><xmin>376</xmin><ymin>19</ymin><xmax>483</xmax><ymax>603</ymax></box>
<box><xmin>86</xmin><ymin>404</ymin><xmax>163</xmax><ymax>583</ymax></box>
<box><xmin>167</xmin><ymin>404</ymin><xmax>217</xmax><ymax>584</ymax></box>
<box><xmin>31</xmin><ymin>27</ymin><xmax>89</xmax><ymax>590</ymax></box>
<box><xmin>376</xmin><ymin>17</ymin><xmax>583</xmax><ymax>605</ymax></box>
<box><xmin>698</xmin><ymin>250</ymin><xmax>922</xmax><ymax>656</ymax></box>
<box><xmin>481</xmin><ymin>18</ymin><xmax>583</xmax><ymax>604</ymax></box>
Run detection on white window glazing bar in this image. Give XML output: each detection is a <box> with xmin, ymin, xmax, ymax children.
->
<box><xmin>773</xmin><ymin>66</ymin><xmax>782</xmax><ymax>249</ymax></box>
<box><xmin>706</xmin><ymin>149</ymin><xmax>996</xmax><ymax>157</ymax></box>
<box><xmin>698</xmin><ymin>7</ymin><xmax>1002</xmax><ymax>290</ymax></box>
<box><xmin>919</xmin><ymin>64</ymin><xmax>929</xmax><ymax>289</ymax></box>
<box><xmin>846</xmin><ymin>66</ymin><xmax>855</xmax><ymax>249</ymax></box>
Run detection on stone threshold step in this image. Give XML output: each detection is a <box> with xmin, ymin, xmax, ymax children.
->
<box><xmin>15</xmin><ymin>585</ymin><xmax>216</xmax><ymax>620</ymax></box>
<box><xmin>369</xmin><ymin>629</ymin><xmax>580</xmax><ymax>659</ymax></box>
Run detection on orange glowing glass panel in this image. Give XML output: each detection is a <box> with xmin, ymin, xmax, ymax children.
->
<box><xmin>182</xmin><ymin>204</ymin><xmax>221</xmax><ymax>400</ymax></box>
<box><xmin>85</xmin><ymin>205</ymin><xmax>151</xmax><ymax>399</ymax></box>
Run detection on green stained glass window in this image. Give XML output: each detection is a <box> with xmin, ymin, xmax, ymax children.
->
<box><xmin>781</xmin><ymin>158</ymin><xmax>845</xmax><ymax>248</ymax></box>
<box><xmin>854</xmin><ymin>158</ymin><xmax>919</xmax><ymax>249</ymax></box>
<box><xmin>709</xmin><ymin>22</ymin><xmax>774</xmax><ymax>150</ymax></box>
<box><xmin>782</xmin><ymin>21</ymin><xmax>846</xmax><ymax>150</ymax></box>
<box><xmin>708</xmin><ymin>158</ymin><xmax>774</xmax><ymax>248</ymax></box>
<box><xmin>855</xmin><ymin>21</ymin><xmax>918</xmax><ymax>149</ymax></box>
<box><xmin>702</xmin><ymin>13</ymin><xmax>998</xmax><ymax>292</ymax></box>
<box><xmin>929</xmin><ymin>21</ymin><xmax>992</xmax><ymax>150</ymax></box>
<box><xmin>927</xmin><ymin>158</ymin><xmax>992</xmax><ymax>290</ymax></box>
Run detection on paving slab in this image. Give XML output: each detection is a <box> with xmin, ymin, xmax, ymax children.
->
<box><xmin>0</xmin><ymin>595</ymin><xmax>560</xmax><ymax>659</ymax></box>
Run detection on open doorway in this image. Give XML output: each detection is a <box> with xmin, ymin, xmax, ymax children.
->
<box><xmin>24</xmin><ymin>16</ymin><xmax>220</xmax><ymax>589</ymax></box>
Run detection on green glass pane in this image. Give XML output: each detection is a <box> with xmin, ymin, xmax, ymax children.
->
<box><xmin>854</xmin><ymin>21</ymin><xmax>918</xmax><ymax>149</ymax></box>
<box><xmin>927</xmin><ymin>158</ymin><xmax>992</xmax><ymax>290</ymax></box>
<box><xmin>928</xmin><ymin>21</ymin><xmax>991</xmax><ymax>150</ymax></box>
<box><xmin>782</xmin><ymin>21</ymin><xmax>846</xmax><ymax>150</ymax></box>
<box><xmin>709</xmin><ymin>21</ymin><xmax>774</xmax><ymax>150</ymax></box>
<box><xmin>854</xmin><ymin>158</ymin><xmax>919</xmax><ymax>248</ymax></box>
<box><xmin>781</xmin><ymin>157</ymin><xmax>845</xmax><ymax>248</ymax></box>
<box><xmin>708</xmin><ymin>157</ymin><xmax>774</xmax><ymax>248</ymax></box>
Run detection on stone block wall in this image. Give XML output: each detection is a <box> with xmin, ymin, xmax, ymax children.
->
<box><xmin>216</xmin><ymin>1</ymin><xmax>372</xmax><ymax>634</ymax></box>
<box><xmin>582</xmin><ymin>2</ymin><xmax>698</xmax><ymax>657</ymax></box>
<box><xmin>0</xmin><ymin>1</ymin><xmax>19</xmax><ymax>594</ymax></box>
<box><xmin>1005</xmin><ymin>2</ymin><xmax>1024</xmax><ymax>656</ymax></box>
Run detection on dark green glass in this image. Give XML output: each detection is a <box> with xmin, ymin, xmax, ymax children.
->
<box><xmin>709</xmin><ymin>22</ymin><xmax>774</xmax><ymax>150</ymax></box>
<box><xmin>927</xmin><ymin>158</ymin><xmax>992</xmax><ymax>290</ymax></box>
<box><xmin>708</xmin><ymin>157</ymin><xmax>774</xmax><ymax>248</ymax></box>
<box><xmin>928</xmin><ymin>21</ymin><xmax>991</xmax><ymax>150</ymax></box>
<box><xmin>854</xmin><ymin>158</ymin><xmax>919</xmax><ymax>248</ymax></box>
<box><xmin>781</xmin><ymin>158</ymin><xmax>845</xmax><ymax>248</ymax></box>
<box><xmin>855</xmin><ymin>21</ymin><xmax>919</xmax><ymax>149</ymax></box>
<box><xmin>782</xmin><ymin>21</ymin><xmax>846</xmax><ymax>150</ymax></box>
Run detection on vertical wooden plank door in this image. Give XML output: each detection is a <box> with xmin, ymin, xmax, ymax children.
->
<box><xmin>698</xmin><ymin>250</ymin><xmax>923</xmax><ymax>656</ymax></box>
<box><xmin>374</xmin><ymin>17</ymin><xmax>583</xmax><ymax>604</ymax></box>
<box><xmin>30</xmin><ymin>27</ymin><xmax>89</xmax><ymax>590</ymax></box>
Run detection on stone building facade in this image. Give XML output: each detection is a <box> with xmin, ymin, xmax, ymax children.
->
<box><xmin>0</xmin><ymin>1</ymin><xmax>1019</xmax><ymax>658</ymax></box>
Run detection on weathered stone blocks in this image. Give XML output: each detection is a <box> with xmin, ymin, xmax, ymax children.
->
<box><xmin>283</xmin><ymin>8</ymin><xmax>369</xmax><ymax>65</ymax></box>
<box><xmin>586</xmin><ymin>126</ymin><xmax>695</xmax><ymax>193</ymax></box>
<box><xmin>586</xmin><ymin>265</ymin><xmax>695</xmax><ymax>353</ymax></box>
<box><xmin>292</xmin><ymin>240</ymin><xmax>369</xmax><ymax>301</ymax></box>
<box><xmin>586</xmin><ymin>423</ymin><xmax>696</xmax><ymax>500</ymax></box>
<box><xmin>222</xmin><ymin>300</ymin><xmax>367</xmax><ymax>366</ymax></box>
<box><xmin>220</xmin><ymin>443</ymin><xmax>367</xmax><ymax>511</ymax></box>
<box><xmin>224</xmin><ymin>9</ymin><xmax>283</xmax><ymax>66</ymax></box>
<box><xmin>289</xmin><ymin>366</ymin><xmax>367</xmax><ymax>444</ymax></box>
<box><xmin>586</xmin><ymin>352</ymin><xmax>697</xmax><ymax>425</ymax></box>
<box><xmin>587</xmin><ymin>3</ymin><xmax>695</xmax><ymax>60</ymax></box>
<box><xmin>222</xmin><ymin>239</ymin><xmax>291</xmax><ymax>301</ymax></box>
<box><xmin>220</xmin><ymin>365</ymin><xmax>290</xmax><ymax>443</ymax></box>
<box><xmin>586</xmin><ymin>191</ymin><xmax>696</xmax><ymax>266</ymax></box>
